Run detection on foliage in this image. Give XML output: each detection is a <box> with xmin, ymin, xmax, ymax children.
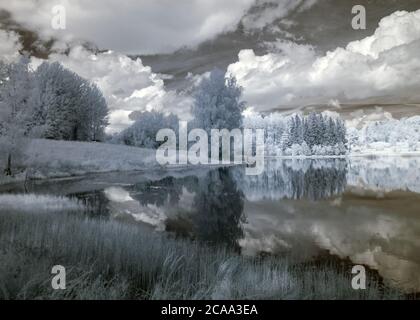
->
<box><xmin>192</xmin><ymin>69</ymin><xmax>245</xmax><ymax>133</ymax></box>
<box><xmin>113</xmin><ymin>111</ymin><xmax>178</xmax><ymax>149</ymax></box>
<box><xmin>32</xmin><ymin>62</ymin><xmax>109</xmax><ymax>141</ymax></box>
<box><xmin>244</xmin><ymin>112</ymin><xmax>347</xmax><ymax>156</ymax></box>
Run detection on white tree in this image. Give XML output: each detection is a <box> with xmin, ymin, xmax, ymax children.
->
<box><xmin>33</xmin><ymin>62</ymin><xmax>108</xmax><ymax>141</ymax></box>
<box><xmin>0</xmin><ymin>57</ymin><xmax>34</xmax><ymax>175</ymax></box>
<box><xmin>304</xmin><ymin>112</ymin><xmax>319</xmax><ymax>148</ymax></box>
<box><xmin>78</xmin><ymin>81</ymin><xmax>109</xmax><ymax>141</ymax></box>
<box><xmin>192</xmin><ymin>69</ymin><xmax>245</xmax><ymax>133</ymax></box>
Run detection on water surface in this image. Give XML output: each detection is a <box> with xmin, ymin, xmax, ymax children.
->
<box><xmin>3</xmin><ymin>157</ymin><xmax>420</xmax><ymax>293</ymax></box>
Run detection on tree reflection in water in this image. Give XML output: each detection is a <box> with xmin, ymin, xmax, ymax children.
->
<box><xmin>191</xmin><ymin>168</ymin><xmax>245</xmax><ymax>250</ymax></box>
<box><xmin>233</xmin><ymin>159</ymin><xmax>347</xmax><ymax>201</ymax></box>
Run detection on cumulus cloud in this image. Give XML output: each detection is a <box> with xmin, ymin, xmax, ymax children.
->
<box><xmin>0</xmin><ymin>0</ymin><xmax>325</xmax><ymax>133</ymax></box>
<box><xmin>0</xmin><ymin>26</ymin><xmax>193</xmax><ymax>133</ymax></box>
<box><xmin>0</xmin><ymin>0</ymin><xmax>255</xmax><ymax>54</ymax></box>
<box><xmin>0</xmin><ymin>30</ymin><xmax>22</xmax><ymax>62</ymax></box>
<box><xmin>228</xmin><ymin>10</ymin><xmax>420</xmax><ymax>111</ymax></box>
<box><xmin>32</xmin><ymin>46</ymin><xmax>193</xmax><ymax>133</ymax></box>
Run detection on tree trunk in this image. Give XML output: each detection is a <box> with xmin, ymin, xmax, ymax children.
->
<box><xmin>73</xmin><ymin>125</ymin><xmax>79</xmax><ymax>141</ymax></box>
<box><xmin>4</xmin><ymin>153</ymin><xmax>12</xmax><ymax>176</ymax></box>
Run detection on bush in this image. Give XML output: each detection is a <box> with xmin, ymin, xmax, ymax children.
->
<box><xmin>113</xmin><ymin>111</ymin><xmax>178</xmax><ymax>149</ymax></box>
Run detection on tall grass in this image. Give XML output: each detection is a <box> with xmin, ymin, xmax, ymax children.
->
<box><xmin>0</xmin><ymin>195</ymin><xmax>402</xmax><ymax>300</ymax></box>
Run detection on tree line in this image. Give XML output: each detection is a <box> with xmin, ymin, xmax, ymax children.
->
<box><xmin>0</xmin><ymin>57</ymin><xmax>109</xmax><ymax>175</ymax></box>
<box><xmin>283</xmin><ymin>112</ymin><xmax>347</xmax><ymax>154</ymax></box>
<box><xmin>115</xmin><ymin>69</ymin><xmax>348</xmax><ymax>157</ymax></box>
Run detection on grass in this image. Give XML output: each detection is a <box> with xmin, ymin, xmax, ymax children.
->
<box><xmin>0</xmin><ymin>194</ymin><xmax>403</xmax><ymax>300</ymax></box>
<box><xmin>0</xmin><ymin>139</ymin><xmax>158</xmax><ymax>183</ymax></box>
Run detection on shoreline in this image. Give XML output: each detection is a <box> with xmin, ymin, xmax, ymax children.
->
<box><xmin>2</xmin><ymin>152</ymin><xmax>420</xmax><ymax>186</ymax></box>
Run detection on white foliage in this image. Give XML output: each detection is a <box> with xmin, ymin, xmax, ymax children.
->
<box><xmin>244</xmin><ymin>112</ymin><xmax>347</xmax><ymax>156</ymax></box>
<box><xmin>348</xmin><ymin>116</ymin><xmax>420</xmax><ymax>154</ymax></box>
<box><xmin>192</xmin><ymin>69</ymin><xmax>245</xmax><ymax>133</ymax></box>
<box><xmin>0</xmin><ymin>57</ymin><xmax>34</xmax><ymax>174</ymax></box>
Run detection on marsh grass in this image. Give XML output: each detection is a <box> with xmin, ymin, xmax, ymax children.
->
<box><xmin>0</xmin><ymin>195</ymin><xmax>403</xmax><ymax>300</ymax></box>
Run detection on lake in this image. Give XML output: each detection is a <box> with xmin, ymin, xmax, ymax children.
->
<box><xmin>3</xmin><ymin>156</ymin><xmax>420</xmax><ymax>294</ymax></box>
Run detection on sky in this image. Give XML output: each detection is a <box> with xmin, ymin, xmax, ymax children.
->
<box><xmin>1</xmin><ymin>0</ymin><xmax>420</xmax><ymax>132</ymax></box>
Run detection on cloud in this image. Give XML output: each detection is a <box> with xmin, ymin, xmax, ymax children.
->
<box><xmin>241</xmin><ymin>197</ymin><xmax>420</xmax><ymax>293</ymax></box>
<box><xmin>0</xmin><ymin>30</ymin><xmax>22</xmax><ymax>62</ymax></box>
<box><xmin>228</xmin><ymin>10</ymin><xmax>420</xmax><ymax>111</ymax></box>
<box><xmin>238</xmin><ymin>157</ymin><xmax>420</xmax><ymax>292</ymax></box>
<box><xmin>241</xmin><ymin>0</ymin><xmax>317</xmax><ymax>32</ymax></box>
<box><xmin>0</xmin><ymin>0</ymin><xmax>255</xmax><ymax>54</ymax></box>
<box><xmin>346</xmin><ymin>10</ymin><xmax>420</xmax><ymax>58</ymax></box>
<box><xmin>0</xmin><ymin>0</ymin><xmax>325</xmax><ymax>133</ymax></box>
<box><xmin>32</xmin><ymin>46</ymin><xmax>193</xmax><ymax>133</ymax></box>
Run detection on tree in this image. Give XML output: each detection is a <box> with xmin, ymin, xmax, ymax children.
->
<box><xmin>304</xmin><ymin>112</ymin><xmax>319</xmax><ymax>147</ymax></box>
<box><xmin>0</xmin><ymin>58</ymin><xmax>110</xmax><ymax>175</ymax></box>
<box><xmin>325</xmin><ymin>117</ymin><xmax>336</xmax><ymax>145</ymax></box>
<box><xmin>78</xmin><ymin>81</ymin><xmax>109</xmax><ymax>141</ymax></box>
<box><xmin>0</xmin><ymin>60</ymin><xmax>8</xmax><ymax>87</ymax></box>
<box><xmin>192</xmin><ymin>69</ymin><xmax>245</xmax><ymax>133</ymax></box>
<box><xmin>0</xmin><ymin>57</ymin><xmax>34</xmax><ymax>175</ymax></box>
<box><xmin>289</xmin><ymin>114</ymin><xmax>304</xmax><ymax>146</ymax></box>
<box><xmin>33</xmin><ymin>62</ymin><xmax>78</xmax><ymax>140</ymax></box>
<box><xmin>32</xmin><ymin>62</ymin><xmax>109</xmax><ymax>141</ymax></box>
<box><xmin>335</xmin><ymin>118</ymin><xmax>347</xmax><ymax>150</ymax></box>
<box><xmin>281</xmin><ymin>112</ymin><xmax>347</xmax><ymax>155</ymax></box>
<box><xmin>115</xmin><ymin>111</ymin><xmax>179</xmax><ymax>148</ymax></box>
